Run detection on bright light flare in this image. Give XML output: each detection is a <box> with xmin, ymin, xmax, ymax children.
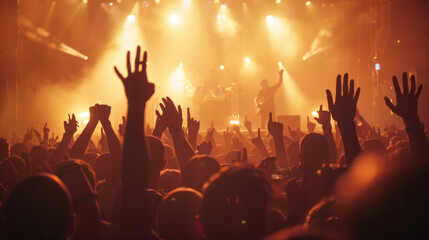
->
<box><xmin>305</xmin><ymin>1</ymin><xmax>312</xmax><ymax>6</ymax></box>
<box><xmin>244</xmin><ymin>57</ymin><xmax>250</xmax><ymax>64</ymax></box>
<box><xmin>276</xmin><ymin>0</ymin><xmax>281</xmax><ymax>3</ymax></box>
<box><xmin>169</xmin><ymin>14</ymin><xmax>180</xmax><ymax>26</ymax></box>
<box><xmin>83</xmin><ymin>0</ymin><xmax>88</xmax><ymax>3</ymax></box>
<box><xmin>266</xmin><ymin>15</ymin><xmax>276</xmax><ymax>27</ymax></box>
<box><xmin>179</xmin><ymin>62</ymin><xmax>183</xmax><ymax>67</ymax></box>
<box><xmin>127</xmin><ymin>14</ymin><xmax>136</xmax><ymax>23</ymax></box>
<box><xmin>312</xmin><ymin>111</ymin><xmax>318</xmax><ymax>117</ymax></box>
<box><xmin>230</xmin><ymin>120</ymin><xmax>240</xmax><ymax>125</ymax></box>
<box><xmin>79</xmin><ymin>112</ymin><xmax>90</xmax><ymax>125</ymax></box>
<box><xmin>183</xmin><ymin>0</ymin><xmax>191</xmax><ymax>6</ymax></box>
<box><xmin>375</xmin><ymin>63</ymin><xmax>380</xmax><ymax>71</ymax></box>
<box><xmin>219</xmin><ymin>65</ymin><xmax>225</xmax><ymax>70</ymax></box>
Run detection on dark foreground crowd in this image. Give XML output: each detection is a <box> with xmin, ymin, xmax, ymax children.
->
<box><xmin>0</xmin><ymin>46</ymin><xmax>428</xmax><ymax>240</ymax></box>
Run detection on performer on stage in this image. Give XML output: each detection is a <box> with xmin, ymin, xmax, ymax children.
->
<box><xmin>254</xmin><ymin>69</ymin><xmax>283</xmax><ymax>128</ymax></box>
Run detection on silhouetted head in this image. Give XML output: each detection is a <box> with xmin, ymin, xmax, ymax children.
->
<box><xmin>3</xmin><ymin>173</ymin><xmax>74</xmax><ymax>240</ymax></box>
<box><xmin>344</xmin><ymin>163</ymin><xmax>429</xmax><ymax>239</ymax></box>
<box><xmin>57</xmin><ymin>159</ymin><xmax>96</xmax><ymax>189</ymax></box>
<box><xmin>94</xmin><ymin>153</ymin><xmax>111</xmax><ymax>181</ymax></box>
<box><xmin>30</xmin><ymin>145</ymin><xmax>48</xmax><ymax>163</ymax></box>
<box><xmin>305</xmin><ymin>197</ymin><xmax>340</xmax><ymax>232</ymax></box>
<box><xmin>0</xmin><ymin>156</ymin><xmax>26</xmax><ymax>188</ymax></box>
<box><xmin>159</xmin><ymin>169</ymin><xmax>181</xmax><ymax>193</ymax></box>
<box><xmin>156</xmin><ymin>187</ymin><xmax>204</xmax><ymax>240</ymax></box>
<box><xmin>10</xmin><ymin>143</ymin><xmax>28</xmax><ymax>157</ymax></box>
<box><xmin>263</xmin><ymin>226</ymin><xmax>339</xmax><ymax>240</ymax></box>
<box><xmin>82</xmin><ymin>153</ymin><xmax>99</xmax><ymax>166</ymax></box>
<box><xmin>362</xmin><ymin>138</ymin><xmax>386</xmax><ymax>154</ymax></box>
<box><xmin>147</xmin><ymin>136</ymin><xmax>167</xmax><ymax>189</ymax></box>
<box><xmin>183</xmin><ymin>155</ymin><xmax>220</xmax><ymax>191</ymax></box>
<box><xmin>147</xmin><ymin>189</ymin><xmax>163</xmax><ymax>228</ymax></box>
<box><xmin>300</xmin><ymin>133</ymin><xmax>329</xmax><ymax>172</ymax></box>
<box><xmin>0</xmin><ymin>138</ymin><xmax>9</xmax><ymax>161</ymax></box>
<box><xmin>201</xmin><ymin>166</ymin><xmax>272</xmax><ymax>240</ymax></box>
<box><xmin>261</xmin><ymin>79</ymin><xmax>269</xmax><ymax>89</ymax></box>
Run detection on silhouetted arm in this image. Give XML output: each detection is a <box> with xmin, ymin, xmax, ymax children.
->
<box><xmin>69</xmin><ymin>106</ymin><xmax>98</xmax><ymax>159</ymax></box>
<box><xmin>97</xmin><ymin>104</ymin><xmax>122</xmax><ymax>182</ymax></box>
<box><xmin>114</xmin><ymin>46</ymin><xmax>154</xmax><ymax>237</ymax></box>
<box><xmin>50</xmin><ymin>114</ymin><xmax>78</xmax><ymax>166</ymax></box>
<box><xmin>315</xmin><ymin>105</ymin><xmax>337</xmax><ymax>164</ymax></box>
<box><xmin>326</xmin><ymin>74</ymin><xmax>361</xmax><ymax>166</ymax></box>
<box><xmin>159</xmin><ymin>97</ymin><xmax>195</xmax><ymax>172</ymax></box>
<box><xmin>251</xmin><ymin>128</ymin><xmax>269</xmax><ymax>158</ymax></box>
<box><xmin>268</xmin><ymin>112</ymin><xmax>288</xmax><ymax>166</ymax></box>
<box><xmin>187</xmin><ymin>107</ymin><xmax>200</xmax><ymax>150</ymax></box>
<box><xmin>384</xmin><ymin>72</ymin><xmax>428</xmax><ymax>161</ymax></box>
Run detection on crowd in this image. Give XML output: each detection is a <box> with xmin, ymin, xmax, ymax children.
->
<box><xmin>0</xmin><ymin>46</ymin><xmax>428</xmax><ymax>240</ymax></box>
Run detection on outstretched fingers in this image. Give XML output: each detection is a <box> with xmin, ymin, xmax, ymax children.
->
<box><xmin>402</xmin><ymin>72</ymin><xmax>409</xmax><ymax>94</ymax></box>
<box><xmin>343</xmin><ymin>73</ymin><xmax>349</xmax><ymax>97</ymax></box>
<box><xmin>134</xmin><ymin>46</ymin><xmax>141</xmax><ymax>73</ymax></box>
<box><xmin>384</xmin><ymin>97</ymin><xmax>395</xmax><ymax>112</ymax></box>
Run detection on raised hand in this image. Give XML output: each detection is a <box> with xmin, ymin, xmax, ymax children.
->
<box><xmin>306</xmin><ymin>116</ymin><xmax>316</xmax><ymax>133</ymax></box>
<box><xmin>89</xmin><ymin>105</ymin><xmax>98</xmax><ymax>124</ymax></box>
<box><xmin>243</xmin><ymin>116</ymin><xmax>252</xmax><ymax>131</ymax></box>
<box><xmin>268</xmin><ymin>112</ymin><xmax>288</xmax><ymax>166</ymax></box>
<box><xmin>243</xmin><ymin>116</ymin><xmax>255</xmax><ymax>138</ymax></box>
<box><xmin>64</xmin><ymin>114</ymin><xmax>78</xmax><ymax>135</ymax></box>
<box><xmin>327</xmin><ymin>73</ymin><xmax>361</xmax><ymax>165</ymax></box>
<box><xmin>384</xmin><ymin>72</ymin><xmax>427</xmax><ymax>161</ymax></box>
<box><xmin>114</xmin><ymin>46</ymin><xmax>155</xmax><ymax>107</ymax></box>
<box><xmin>206</xmin><ymin>127</ymin><xmax>216</xmax><ymax>143</ymax></box>
<box><xmin>231</xmin><ymin>137</ymin><xmax>244</xmax><ymax>151</ymax></box>
<box><xmin>197</xmin><ymin>141</ymin><xmax>213</xmax><ymax>155</ymax></box>
<box><xmin>314</xmin><ymin>105</ymin><xmax>331</xmax><ymax>127</ymax></box>
<box><xmin>159</xmin><ymin>97</ymin><xmax>183</xmax><ymax>131</ymax></box>
<box><xmin>267</xmin><ymin>112</ymin><xmax>283</xmax><ymax>138</ymax></box>
<box><xmin>49</xmin><ymin>133</ymin><xmax>59</xmax><ymax>145</ymax></box>
<box><xmin>326</xmin><ymin>73</ymin><xmax>360</xmax><ymax>124</ymax></box>
<box><xmin>96</xmin><ymin>104</ymin><xmax>111</xmax><ymax>124</ymax></box>
<box><xmin>153</xmin><ymin>110</ymin><xmax>167</xmax><ymax>138</ymax></box>
<box><xmin>187</xmin><ymin>108</ymin><xmax>200</xmax><ymax>133</ymax></box>
<box><xmin>384</xmin><ymin>72</ymin><xmax>423</xmax><ymax>125</ymax></box>
<box><xmin>118</xmin><ymin>116</ymin><xmax>126</xmax><ymax>137</ymax></box>
<box><xmin>279</xmin><ymin>69</ymin><xmax>284</xmax><ymax>83</ymax></box>
<box><xmin>23</xmin><ymin>127</ymin><xmax>33</xmax><ymax>143</ymax></box>
<box><xmin>187</xmin><ymin>107</ymin><xmax>200</xmax><ymax>149</ymax></box>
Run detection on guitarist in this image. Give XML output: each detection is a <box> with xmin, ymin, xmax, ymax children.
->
<box><xmin>254</xmin><ymin>69</ymin><xmax>283</xmax><ymax>128</ymax></box>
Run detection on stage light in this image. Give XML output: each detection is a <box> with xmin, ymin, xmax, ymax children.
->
<box><xmin>305</xmin><ymin>1</ymin><xmax>311</xmax><ymax>6</ymax></box>
<box><xmin>276</xmin><ymin>0</ymin><xmax>281</xmax><ymax>3</ymax></box>
<box><xmin>155</xmin><ymin>0</ymin><xmax>160</xmax><ymax>3</ymax></box>
<box><xmin>83</xmin><ymin>0</ymin><xmax>88</xmax><ymax>4</ymax></box>
<box><xmin>244</xmin><ymin>57</ymin><xmax>250</xmax><ymax>63</ymax></box>
<box><xmin>217</xmin><ymin>14</ymin><xmax>221</xmax><ymax>19</ymax></box>
<box><xmin>312</xmin><ymin>111</ymin><xmax>318</xmax><ymax>117</ymax></box>
<box><xmin>220</xmin><ymin>65</ymin><xmax>225</xmax><ymax>70</ymax></box>
<box><xmin>375</xmin><ymin>63</ymin><xmax>380</xmax><ymax>70</ymax></box>
<box><xmin>79</xmin><ymin>112</ymin><xmax>90</xmax><ymax>124</ymax></box>
<box><xmin>214</xmin><ymin>0</ymin><xmax>219</xmax><ymax>3</ymax></box>
<box><xmin>183</xmin><ymin>0</ymin><xmax>191</xmax><ymax>6</ymax></box>
<box><xmin>229</xmin><ymin>120</ymin><xmax>239</xmax><ymax>125</ymax></box>
<box><xmin>169</xmin><ymin>14</ymin><xmax>180</xmax><ymax>26</ymax></box>
<box><xmin>127</xmin><ymin>14</ymin><xmax>136</xmax><ymax>23</ymax></box>
<box><xmin>84</xmin><ymin>56</ymin><xmax>88</xmax><ymax>60</ymax></box>
<box><xmin>266</xmin><ymin>15</ymin><xmax>279</xmax><ymax>29</ymax></box>
<box><xmin>179</xmin><ymin>62</ymin><xmax>183</xmax><ymax>67</ymax></box>
<box><xmin>302</xmin><ymin>56</ymin><xmax>307</xmax><ymax>61</ymax></box>
<box><xmin>278</xmin><ymin>61</ymin><xmax>282</xmax><ymax>66</ymax></box>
